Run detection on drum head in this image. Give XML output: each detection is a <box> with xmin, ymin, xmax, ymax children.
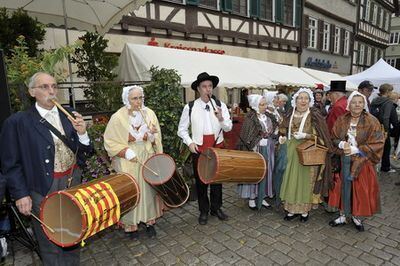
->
<box><xmin>142</xmin><ymin>153</ymin><xmax>176</xmax><ymax>185</ymax></box>
<box><xmin>41</xmin><ymin>192</ymin><xmax>85</xmax><ymax>247</ymax></box>
<box><xmin>197</xmin><ymin>148</ymin><xmax>217</xmax><ymax>184</ymax></box>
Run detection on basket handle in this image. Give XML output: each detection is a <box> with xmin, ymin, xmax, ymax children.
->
<box><xmin>314</xmin><ymin>135</ymin><xmax>317</xmax><ymax>147</ymax></box>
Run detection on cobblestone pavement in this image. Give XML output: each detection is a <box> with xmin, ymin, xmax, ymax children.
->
<box><xmin>3</xmin><ymin>171</ymin><xmax>400</xmax><ymax>265</ymax></box>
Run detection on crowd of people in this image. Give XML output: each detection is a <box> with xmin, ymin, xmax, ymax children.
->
<box><xmin>0</xmin><ymin>71</ymin><xmax>399</xmax><ymax>264</ymax></box>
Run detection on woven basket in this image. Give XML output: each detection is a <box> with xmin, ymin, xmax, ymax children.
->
<box><xmin>296</xmin><ymin>137</ymin><xmax>328</xmax><ymax>166</ymax></box>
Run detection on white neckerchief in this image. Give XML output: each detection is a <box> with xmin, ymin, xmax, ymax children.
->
<box><xmin>288</xmin><ymin>108</ymin><xmax>310</xmax><ymax>140</ymax></box>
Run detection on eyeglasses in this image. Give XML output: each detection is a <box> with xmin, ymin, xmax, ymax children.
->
<box><xmin>130</xmin><ymin>96</ymin><xmax>145</xmax><ymax>101</ymax></box>
<box><xmin>32</xmin><ymin>84</ymin><xmax>59</xmax><ymax>91</ymax></box>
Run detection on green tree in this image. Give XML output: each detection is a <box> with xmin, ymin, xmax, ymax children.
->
<box><xmin>71</xmin><ymin>32</ymin><xmax>120</xmax><ymax>111</ymax></box>
<box><xmin>0</xmin><ymin>8</ymin><xmax>45</xmax><ymax>57</ymax></box>
<box><xmin>144</xmin><ymin>66</ymin><xmax>185</xmax><ymax>161</ymax></box>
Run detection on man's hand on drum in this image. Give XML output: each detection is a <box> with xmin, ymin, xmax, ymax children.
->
<box><xmin>189</xmin><ymin>143</ymin><xmax>199</xmax><ymax>154</ymax></box>
<box><xmin>16</xmin><ymin>196</ymin><xmax>32</xmax><ymax>216</ymax></box>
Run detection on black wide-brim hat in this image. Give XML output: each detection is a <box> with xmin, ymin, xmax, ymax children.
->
<box><xmin>191</xmin><ymin>72</ymin><xmax>219</xmax><ymax>90</ymax></box>
<box><xmin>329</xmin><ymin>80</ymin><xmax>346</xmax><ymax>93</ymax></box>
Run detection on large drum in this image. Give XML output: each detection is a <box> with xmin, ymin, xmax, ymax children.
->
<box><xmin>142</xmin><ymin>153</ymin><xmax>189</xmax><ymax>208</ymax></box>
<box><xmin>40</xmin><ymin>173</ymin><xmax>140</xmax><ymax>247</ymax></box>
<box><xmin>198</xmin><ymin>148</ymin><xmax>266</xmax><ymax>184</ymax></box>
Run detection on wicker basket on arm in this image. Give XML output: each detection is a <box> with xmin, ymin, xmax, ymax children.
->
<box><xmin>296</xmin><ymin>135</ymin><xmax>328</xmax><ymax>166</ymax></box>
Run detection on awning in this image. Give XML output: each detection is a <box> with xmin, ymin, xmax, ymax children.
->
<box><xmin>118</xmin><ymin>44</ymin><xmax>324</xmax><ymax>89</ymax></box>
<box><xmin>301</xmin><ymin>67</ymin><xmax>357</xmax><ymax>91</ymax></box>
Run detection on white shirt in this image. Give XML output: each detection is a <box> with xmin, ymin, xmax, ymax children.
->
<box><xmin>177</xmin><ymin>98</ymin><xmax>232</xmax><ymax>146</ymax></box>
<box><xmin>35</xmin><ymin>103</ymin><xmax>90</xmax><ymax>145</ymax></box>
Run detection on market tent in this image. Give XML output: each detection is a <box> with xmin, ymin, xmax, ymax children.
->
<box><xmin>118</xmin><ymin>44</ymin><xmax>322</xmax><ymax>89</ymax></box>
<box><xmin>344</xmin><ymin>58</ymin><xmax>400</xmax><ymax>92</ymax></box>
<box><xmin>118</xmin><ymin>44</ymin><xmax>274</xmax><ymax>89</ymax></box>
<box><xmin>301</xmin><ymin>67</ymin><xmax>357</xmax><ymax>91</ymax></box>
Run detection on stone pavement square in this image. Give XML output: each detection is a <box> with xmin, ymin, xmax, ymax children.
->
<box><xmin>2</xmin><ymin>171</ymin><xmax>399</xmax><ymax>265</ymax></box>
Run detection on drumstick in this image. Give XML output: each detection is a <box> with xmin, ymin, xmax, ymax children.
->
<box><xmin>139</xmin><ymin>107</ymin><xmax>154</xmax><ymax>130</ymax></box>
<box><xmin>50</xmin><ymin>99</ymin><xmax>76</xmax><ymax>121</ymax></box>
<box><xmin>31</xmin><ymin>213</ymin><xmax>55</xmax><ymax>233</ymax></box>
<box><xmin>138</xmin><ymin>160</ymin><xmax>159</xmax><ymax>176</ymax></box>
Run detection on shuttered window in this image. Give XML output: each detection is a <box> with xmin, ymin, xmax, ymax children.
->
<box><xmin>259</xmin><ymin>0</ymin><xmax>273</xmax><ymax>21</ymax></box>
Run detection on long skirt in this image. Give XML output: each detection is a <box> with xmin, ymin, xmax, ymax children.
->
<box><xmin>280</xmin><ymin>139</ymin><xmax>321</xmax><ymax>214</ymax></box>
<box><xmin>237</xmin><ymin>140</ymin><xmax>275</xmax><ymax>199</ymax></box>
<box><xmin>113</xmin><ymin>142</ymin><xmax>164</xmax><ymax>231</ymax></box>
<box><xmin>328</xmin><ymin>160</ymin><xmax>380</xmax><ymax>217</ymax></box>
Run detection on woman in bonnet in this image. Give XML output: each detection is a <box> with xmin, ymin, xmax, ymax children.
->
<box><xmin>104</xmin><ymin>85</ymin><xmax>164</xmax><ymax>239</ymax></box>
<box><xmin>237</xmin><ymin>94</ymin><xmax>278</xmax><ymax>210</ymax></box>
<box><xmin>328</xmin><ymin>91</ymin><xmax>384</xmax><ymax>231</ymax></box>
<box><xmin>279</xmin><ymin>88</ymin><xmax>332</xmax><ymax>222</ymax></box>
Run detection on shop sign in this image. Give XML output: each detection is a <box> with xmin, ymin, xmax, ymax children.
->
<box><xmin>148</xmin><ymin>37</ymin><xmax>225</xmax><ymax>55</ymax></box>
<box><xmin>304</xmin><ymin>57</ymin><xmax>332</xmax><ymax>69</ymax></box>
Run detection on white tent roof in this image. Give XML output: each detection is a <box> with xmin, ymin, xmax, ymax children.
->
<box><xmin>301</xmin><ymin>67</ymin><xmax>357</xmax><ymax>91</ymax></box>
<box><xmin>344</xmin><ymin>58</ymin><xmax>400</xmax><ymax>92</ymax></box>
<box><xmin>118</xmin><ymin>44</ymin><xmax>322</xmax><ymax>89</ymax></box>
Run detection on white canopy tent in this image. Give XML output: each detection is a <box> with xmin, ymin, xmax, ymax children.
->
<box><xmin>344</xmin><ymin>58</ymin><xmax>400</xmax><ymax>92</ymax></box>
<box><xmin>118</xmin><ymin>44</ymin><xmax>322</xmax><ymax>89</ymax></box>
<box><xmin>301</xmin><ymin>67</ymin><xmax>357</xmax><ymax>91</ymax></box>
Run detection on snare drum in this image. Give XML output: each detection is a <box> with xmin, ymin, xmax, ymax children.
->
<box><xmin>142</xmin><ymin>153</ymin><xmax>189</xmax><ymax>208</ymax></box>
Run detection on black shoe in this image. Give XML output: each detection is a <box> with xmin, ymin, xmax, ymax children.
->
<box><xmin>125</xmin><ymin>231</ymin><xmax>139</xmax><ymax>240</ymax></box>
<box><xmin>248</xmin><ymin>206</ymin><xmax>258</xmax><ymax>211</ymax></box>
<box><xmin>395</xmin><ymin>182</ymin><xmax>400</xmax><ymax>186</ymax></box>
<box><xmin>329</xmin><ymin>217</ymin><xmax>346</xmax><ymax>227</ymax></box>
<box><xmin>283</xmin><ymin>213</ymin><xmax>299</xmax><ymax>221</ymax></box>
<box><xmin>210</xmin><ymin>209</ymin><xmax>228</xmax><ymax>221</ymax></box>
<box><xmin>352</xmin><ymin>218</ymin><xmax>365</xmax><ymax>232</ymax></box>
<box><xmin>198</xmin><ymin>212</ymin><xmax>208</xmax><ymax>225</ymax></box>
<box><xmin>146</xmin><ymin>225</ymin><xmax>156</xmax><ymax>238</ymax></box>
<box><xmin>300</xmin><ymin>214</ymin><xmax>309</xmax><ymax>223</ymax></box>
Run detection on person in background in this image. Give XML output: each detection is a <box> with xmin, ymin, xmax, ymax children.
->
<box><xmin>357</xmin><ymin>80</ymin><xmax>375</xmax><ymax>109</ymax></box>
<box><xmin>370</xmin><ymin>84</ymin><xmax>397</xmax><ymax>173</ymax></box>
<box><xmin>313</xmin><ymin>84</ymin><xmax>327</xmax><ymax>117</ymax></box>
<box><xmin>326</xmin><ymin>81</ymin><xmax>348</xmax><ymax>133</ymax></box>
<box><xmin>239</xmin><ymin>89</ymin><xmax>250</xmax><ymax>113</ymax></box>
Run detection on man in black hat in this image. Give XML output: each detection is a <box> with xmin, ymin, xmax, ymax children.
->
<box><xmin>177</xmin><ymin>72</ymin><xmax>232</xmax><ymax>225</ymax></box>
<box><xmin>326</xmin><ymin>80</ymin><xmax>347</xmax><ymax>132</ymax></box>
<box><xmin>358</xmin><ymin>80</ymin><xmax>375</xmax><ymax>108</ymax></box>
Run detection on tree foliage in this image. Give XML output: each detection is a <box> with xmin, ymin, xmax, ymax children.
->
<box><xmin>71</xmin><ymin>32</ymin><xmax>120</xmax><ymax>111</ymax></box>
<box><xmin>144</xmin><ymin>66</ymin><xmax>186</xmax><ymax>162</ymax></box>
<box><xmin>0</xmin><ymin>8</ymin><xmax>45</xmax><ymax>57</ymax></box>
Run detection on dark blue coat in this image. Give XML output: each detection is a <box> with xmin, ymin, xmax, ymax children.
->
<box><xmin>0</xmin><ymin>106</ymin><xmax>93</xmax><ymax>200</ymax></box>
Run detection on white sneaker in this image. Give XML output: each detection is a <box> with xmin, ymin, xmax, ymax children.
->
<box><xmin>262</xmin><ymin>199</ymin><xmax>271</xmax><ymax>208</ymax></box>
<box><xmin>248</xmin><ymin>199</ymin><xmax>256</xmax><ymax>209</ymax></box>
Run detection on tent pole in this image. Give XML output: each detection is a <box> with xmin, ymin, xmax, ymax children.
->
<box><xmin>62</xmin><ymin>0</ymin><xmax>76</xmax><ymax>109</ymax></box>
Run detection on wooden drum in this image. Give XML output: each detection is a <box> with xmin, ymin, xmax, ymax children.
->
<box><xmin>142</xmin><ymin>153</ymin><xmax>189</xmax><ymax>208</ymax></box>
<box><xmin>40</xmin><ymin>173</ymin><xmax>140</xmax><ymax>247</ymax></box>
<box><xmin>197</xmin><ymin>148</ymin><xmax>266</xmax><ymax>184</ymax></box>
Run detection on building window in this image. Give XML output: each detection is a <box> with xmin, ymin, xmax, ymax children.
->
<box><xmin>390</xmin><ymin>32</ymin><xmax>399</xmax><ymax>44</ymax></box>
<box><xmin>367</xmin><ymin>46</ymin><xmax>372</xmax><ymax>65</ymax></box>
<box><xmin>372</xmin><ymin>4</ymin><xmax>378</xmax><ymax>25</ymax></box>
<box><xmin>344</xmin><ymin>31</ymin><xmax>350</xmax><ymax>56</ymax></box>
<box><xmin>323</xmin><ymin>22</ymin><xmax>330</xmax><ymax>51</ymax></box>
<box><xmin>260</xmin><ymin>0</ymin><xmax>273</xmax><ymax>21</ymax></box>
<box><xmin>199</xmin><ymin>0</ymin><xmax>218</xmax><ymax>9</ymax></box>
<box><xmin>359</xmin><ymin>44</ymin><xmax>365</xmax><ymax>64</ymax></box>
<box><xmin>232</xmin><ymin>0</ymin><xmax>247</xmax><ymax>16</ymax></box>
<box><xmin>353</xmin><ymin>41</ymin><xmax>358</xmax><ymax>64</ymax></box>
<box><xmin>387</xmin><ymin>58</ymin><xmax>396</xmax><ymax>67</ymax></box>
<box><xmin>385</xmin><ymin>12</ymin><xmax>390</xmax><ymax>31</ymax></box>
<box><xmin>360</xmin><ymin>0</ymin><xmax>365</xmax><ymax>20</ymax></box>
<box><xmin>379</xmin><ymin>8</ymin><xmax>384</xmax><ymax>28</ymax></box>
<box><xmin>365</xmin><ymin>0</ymin><xmax>370</xmax><ymax>21</ymax></box>
<box><xmin>283</xmin><ymin>0</ymin><xmax>294</xmax><ymax>26</ymax></box>
<box><xmin>308</xmin><ymin>18</ymin><xmax>318</xmax><ymax>49</ymax></box>
<box><xmin>334</xmin><ymin>27</ymin><xmax>340</xmax><ymax>54</ymax></box>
